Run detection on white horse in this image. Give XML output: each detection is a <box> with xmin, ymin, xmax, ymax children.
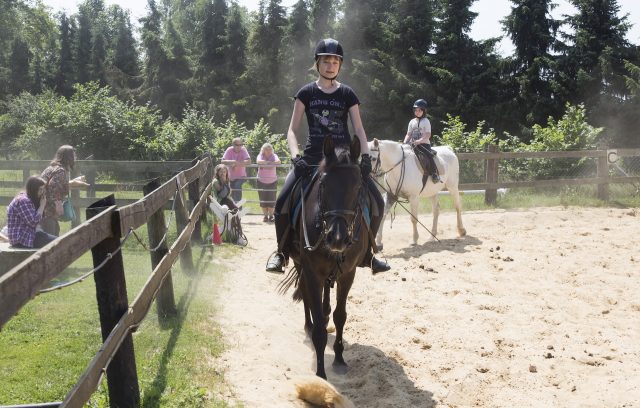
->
<box><xmin>368</xmin><ymin>139</ymin><xmax>466</xmax><ymax>247</ymax></box>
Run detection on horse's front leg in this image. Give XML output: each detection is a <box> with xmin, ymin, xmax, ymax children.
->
<box><xmin>410</xmin><ymin>196</ymin><xmax>419</xmax><ymax>245</ymax></box>
<box><xmin>302</xmin><ymin>268</ymin><xmax>328</xmax><ymax>379</ymax></box>
<box><xmin>429</xmin><ymin>195</ymin><xmax>440</xmax><ymax>241</ymax></box>
<box><xmin>332</xmin><ymin>270</ymin><xmax>355</xmax><ymax>374</ymax></box>
<box><xmin>323</xmin><ymin>280</ymin><xmax>331</xmax><ymax>327</ymax></box>
<box><xmin>376</xmin><ymin>191</ymin><xmax>394</xmax><ymax>248</ymax></box>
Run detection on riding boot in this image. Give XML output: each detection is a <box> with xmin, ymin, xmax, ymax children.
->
<box><xmin>265</xmin><ymin>213</ymin><xmax>289</xmax><ymax>273</ymax></box>
<box><xmin>360</xmin><ymin>249</ymin><xmax>391</xmax><ymax>274</ymax></box>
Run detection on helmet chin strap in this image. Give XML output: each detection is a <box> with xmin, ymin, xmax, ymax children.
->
<box><xmin>320</xmin><ymin>73</ymin><xmax>338</xmax><ymax>82</ymax></box>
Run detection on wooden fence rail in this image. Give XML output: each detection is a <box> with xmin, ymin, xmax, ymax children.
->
<box><xmin>2</xmin><ymin>148</ymin><xmax>639</xmax><ymax>210</ymax></box>
<box><xmin>0</xmin><ymin>154</ymin><xmax>214</xmax><ymax>408</ymax></box>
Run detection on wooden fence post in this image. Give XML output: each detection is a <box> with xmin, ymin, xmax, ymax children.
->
<box><xmin>485</xmin><ymin>144</ymin><xmax>499</xmax><ymax>206</ymax></box>
<box><xmin>597</xmin><ymin>150</ymin><xmax>610</xmax><ymax>201</ymax></box>
<box><xmin>86</xmin><ymin>195</ymin><xmax>140</xmax><ymax>408</ymax></box>
<box><xmin>174</xmin><ymin>175</ymin><xmax>194</xmax><ymax>273</ymax></box>
<box><xmin>22</xmin><ymin>168</ymin><xmax>30</xmax><ymax>184</ymax></box>
<box><xmin>188</xmin><ymin>158</ymin><xmax>203</xmax><ymax>244</ymax></box>
<box><xmin>143</xmin><ymin>180</ymin><xmax>177</xmax><ymax>319</ymax></box>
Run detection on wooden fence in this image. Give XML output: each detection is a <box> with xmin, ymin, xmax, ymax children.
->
<box><xmin>0</xmin><ymin>154</ymin><xmax>214</xmax><ymax>407</ymax></box>
<box><xmin>1</xmin><ymin>147</ymin><xmax>639</xmax><ymax>211</ymax></box>
<box><xmin>456</xmin><ymin>147</ymin><xmax>640</xmax><ymax>204</ymax></box>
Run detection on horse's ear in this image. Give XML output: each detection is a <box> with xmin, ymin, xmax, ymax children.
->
<box><xmin>373</xmin><ymin>138</ymin><xmax>379</xmax><ymax>148</ymax></box>
<box><xmin>350</xmin><ymin>137</ymin><xmax>360</xmax><ymax>163</ymax></box>
<box><xmin>323</xmin><ymin>135</ymin><xmax>335</xmax><ymax>158</ymax></box>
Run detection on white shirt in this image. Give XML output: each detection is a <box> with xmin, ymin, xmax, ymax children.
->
<box><xmin>407</xmin><ymin>117</ymin><xmax>432</xmax><ymax>142</ymax></box>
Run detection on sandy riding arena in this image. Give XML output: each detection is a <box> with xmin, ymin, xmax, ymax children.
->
<box><xmin>213</xmin><ymin>207</ymin><xmax>640</xmax><ymax>408</ymax></box>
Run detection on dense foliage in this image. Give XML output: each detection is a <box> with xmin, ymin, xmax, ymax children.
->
<box><xmin>0</xmin><ymin>0</ymin><xmax>638</xmax><ymax>161</ymax></box>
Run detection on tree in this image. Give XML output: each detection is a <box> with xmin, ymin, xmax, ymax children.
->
<box><xmin>286</xmin><ymin>0</ymin><xmax>312</xmax><ymax>88</ymax></box>
<box><xmin>309</xmin><ymin>0</ymin><xmax>334</xmax><ymax>39</ymax></box>
<box><xmin>55</xmin><ymin>14</ymin><xmax>75</xmax><ymax>97</ymax></box>
<box><xmin>9</xmin><ymin>37</ymin><xmax>31</xmax><ymax>95</ymax></box>
<box><xmin>503</xmin><ymin>0</ymin><xmax>561</xmax><ymax>134</ymax></box>
<box><xmin>432</xmin><ymin>0</ymin><xmax>501</xmax><ymax>133</ymax></box>
<box><xmin>75</xmin><ymin>7</ymin><xmax>93</xmax><ymax>84</ymax></box>
<box><xmin>561</xmin><ymin>0</ymin><xmax>638</xmax><ymax>145</ymax></box>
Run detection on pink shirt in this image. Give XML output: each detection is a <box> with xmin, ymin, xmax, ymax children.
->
<box><xmin>257</xmin><ymin>153</ymin><xmax>280</xmax><ymax>184</ymax></box>
<box><xmin>222</xmin><ymin>146</ymin><xmax>250</xmax><ymax>180</ymax></box>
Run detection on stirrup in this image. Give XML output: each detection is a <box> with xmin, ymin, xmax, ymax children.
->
<box><xmin>431</xmin><ymin>173</ymin><xmax>442</xmax><ymax>183</ymax></box>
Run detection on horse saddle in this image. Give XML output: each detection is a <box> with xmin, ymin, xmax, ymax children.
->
<box><xmin>282</xmin><ymin>171</ymin><xmax>378</xmax><ymax>231</ymax></box>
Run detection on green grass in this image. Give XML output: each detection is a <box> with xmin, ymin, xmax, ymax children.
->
<box><xmin>0</xmin><ymin>216</ymin><xmax>235</xmax><ymax>407</ymax></box>
<box><xmin>406</xmin><ymin>184</ymin><xmax>640</xmax><ymax>214</ymax></box>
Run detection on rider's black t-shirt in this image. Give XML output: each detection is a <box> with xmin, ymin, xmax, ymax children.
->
<box><xmin>295</xmin><ymin>82</ymin><xmax>360</xmax><ymax>164</ymax></box>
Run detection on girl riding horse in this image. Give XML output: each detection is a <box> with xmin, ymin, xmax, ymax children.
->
<box><xmin>265</xmin><ymin>38</ymin><xmax>390</xmax><ymax>274</ymax></box>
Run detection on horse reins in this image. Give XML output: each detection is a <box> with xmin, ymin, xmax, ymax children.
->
<box><xmin>301</xmin><ymin>165</ymin><xmax>362</xmax><ymax>252</ymax></box>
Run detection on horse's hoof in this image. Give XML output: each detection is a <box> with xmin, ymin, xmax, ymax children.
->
<box><xmin>411</xmin><ymin>242</ymin><xmax>418</xmax><ymax>246</ymax></box>
<box><xmin>376</xmin><ymin>243</ymin><xmax>384</xmax><ymax>251</ymax></box>
<box><xmin>332</xmin><ymin>360</ymin><xmax>349</xmax><ymax>375</ymax></box>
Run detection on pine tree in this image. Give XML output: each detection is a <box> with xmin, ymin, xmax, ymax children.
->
<box><xmin>562</xmin><ymin>0</ymin><xmax>638</xmax><ymax>145</ymax></box>
<box><xmin>432</xmin><ymin>0</ymin><xmax>501</xmax><ymax>131</ymax></box>
<box><xmin>286</xmin><ymin>0</ymin><xmax>312</xmax><ymax>88</ymax></box>
<box><xmin>9</xmin><ymin>37</ymin><xmax>31</xmax><ymax>95</ymax></box>
<box><xmin>56</xmin><ymin>14</ymin><xmax>75</xmax><ymax>97</ymax></box>
<box><xmin>113</xmin><ymin>10</ymin><xmax>140</xmax><ymax>77</ymax></box>
<box><xmin>503</xmin><ymin>0</ymin><xmax>561</xmax><ymax>132</ymax></box>
<box><xmin>91</xmin><ymin>30</ymin><xmax>107</xmax><ymax>86</ymax></box>
<box><xmin>309</xmin><ymin>0</ymin><xmax>334</xmax><ymax>39</ymax></box>
<box><xmin>139</xmin><ymin>0</ymin><xmax>167</xmax><ymax>110</ymax></box>
<box><xmin>75</xmin><ymin>7</ymin><xmax>93</xmax><ymax>84</ymax></box>
<box><xmin>226</xmin><ymin>4</ymin><xmax>248</xmax><ymax>86</ymax></box>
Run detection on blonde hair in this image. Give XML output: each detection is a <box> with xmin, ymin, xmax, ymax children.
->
<box><xmin>260</xmin><ymin>143</ymin><xmax>273</xmax><ymax>156</ymax></box>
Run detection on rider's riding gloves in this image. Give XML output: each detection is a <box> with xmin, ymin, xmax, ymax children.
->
<box><xmin>292</xmin><ymin>155</ymin><xmax>310</xmax><ymax>178</ymax></box>
<box><xmin>360</xmin><ymin>154</ymin><xmax>372</xmax><ymax>178</ymax></box>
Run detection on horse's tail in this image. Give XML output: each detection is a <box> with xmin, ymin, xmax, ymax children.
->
<box><xmin>276</xmin><ymin>265</ymin><xmax>302</xmax><ymax>302</ymax></box>
<box><xmin>295</xmin><ymin>376</ymin><xmax>355</xmax><ymax>408</ymax></box>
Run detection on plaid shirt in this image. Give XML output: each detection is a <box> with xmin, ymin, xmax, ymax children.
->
<box><xmin>7</xmin><ymin>192</ymin><xmax>42</xmax><ymax>247</ymax></box>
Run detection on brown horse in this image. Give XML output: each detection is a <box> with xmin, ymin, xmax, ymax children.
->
<box><xmin>280</xmin><ymin>136</ymin><xmax>369</xmax><ymax>379</ymax></box>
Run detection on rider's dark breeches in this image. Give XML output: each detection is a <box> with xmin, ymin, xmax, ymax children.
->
<box><xmin>273</xmin><ymin>170</ymin><xmax>299</xmax><ymax>256</ymax></box>
<box><xmin>414</xmin><ymin>143</ymin><xmax>437</xmax><ymax>174</ymax></box>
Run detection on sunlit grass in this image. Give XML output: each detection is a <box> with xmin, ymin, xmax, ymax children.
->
<box><xmin>0</xmin><ymin>214</ymin><xmax>233</xmax><ymax>407</ymax></box>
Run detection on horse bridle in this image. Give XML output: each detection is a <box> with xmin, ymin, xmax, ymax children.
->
<box><xmin>301</xmin><ymin>164</ymin><xmax>363</xmax><ymax>252</ymax></box>
<box><xmin>371</xmin><ymin>144</ymin><xmax>408</xmax><ymax>203</ymax></box>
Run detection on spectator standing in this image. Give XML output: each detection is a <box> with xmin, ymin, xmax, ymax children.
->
<box><xmin>256</xmin><ymin>143</ymin><xmax>281</xmax><ymax>222</ymax></box>
<box><xmin>7</xmin><ymin>176</ymin><xmax>57</xmax><ymax>248</ymax></box>
<box><xmin>40</xmin><ymin>145</ymin><xmax>90</xmax><ymax>236</ymax></box>
<box><xmin>221</xmin><ymin>137</ymin><xmax>251</xmax><ymax>202</ymax></box>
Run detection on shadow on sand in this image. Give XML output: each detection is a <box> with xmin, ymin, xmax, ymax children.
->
<box><xmin>388</xmin><ymin>234</ymin><xmax>482</xmax><ymax>261</ymax></box>
<box><xmin>299</xmin><ymin>334</ymin><xmax>436</xmax><ymax>407</ymax></box>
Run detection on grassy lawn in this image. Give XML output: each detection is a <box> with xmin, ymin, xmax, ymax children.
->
<box><xmin>0</xmin><ymin>216</ymin><xmax>237</xmax><ymax>407</ymax></box>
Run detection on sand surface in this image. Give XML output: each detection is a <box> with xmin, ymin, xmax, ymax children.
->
<box><xmin>213</xmin><ymin>207</ymin><xmax>640</xmax><ymax>407</ymax></box>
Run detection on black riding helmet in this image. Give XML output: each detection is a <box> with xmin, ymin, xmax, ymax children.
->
<box><xmin>314</xmin><ymin>38</ymin><xmax>344</xmax><ymax>60</ymax></box>
<box><xmin>413</xmin><ymin>99</ymin><xmax>428</xmax><ymax>110</ymax></box>
<box><xmin>315</xmin><ymin>38</ymin><xmax>344</xmax><ymax>82</ymax></box>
